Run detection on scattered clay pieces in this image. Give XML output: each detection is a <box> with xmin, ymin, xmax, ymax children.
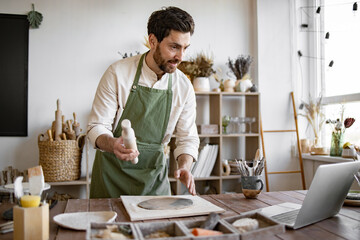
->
<box><xmin>232</xmin><ymin>218</ymin><xmax>259</xmax><ymax>233</ymax></box>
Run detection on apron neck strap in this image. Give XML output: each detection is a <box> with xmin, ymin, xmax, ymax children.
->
<box><xmin>132</xmin><ymin>53</ymin><xmax>146</xmax><ymax>87</ymax></box>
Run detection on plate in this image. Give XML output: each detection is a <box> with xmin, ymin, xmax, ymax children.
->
<box><xmin>53</xmin><ymin>211</ymin><xmax>117</xmax><ymax>230</ymax></box>
<box><xmin>4</xmin><ymin>182</ymin><xmax>51</xmax><ymax>192</ymax></box>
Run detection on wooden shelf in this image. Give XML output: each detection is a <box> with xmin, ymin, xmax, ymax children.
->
<box><xmin>169</xmin><ymin>92</ymin><xmax>260</xmax><ymax>194</ymax></box>
<box><xmin>47</xmin><ymin>177</ymin><xmax>90</xmax><ymax>186</ymax></box>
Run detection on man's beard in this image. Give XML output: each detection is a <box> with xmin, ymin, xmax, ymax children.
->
<box><xmin>153</xmin><ymin>46</ymin><xmax>179</xmax><ymax>73</ymax></box>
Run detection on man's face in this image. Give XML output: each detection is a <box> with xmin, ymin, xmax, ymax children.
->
<box><xmin>153</xmin><ymin>30</ymin><xmax>191</xmax><ymax>74</ymax></box>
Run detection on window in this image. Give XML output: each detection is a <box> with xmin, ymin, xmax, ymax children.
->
<box><xmin>320</xmin><ymin>0</ymin><xmax>360</xmax><ymax>146</ymax></box>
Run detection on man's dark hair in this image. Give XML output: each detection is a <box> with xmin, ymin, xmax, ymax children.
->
<box><xmin>147</xmin><ymin>6</ymin><xmax>195</xmax><ymax>43</ymax></box>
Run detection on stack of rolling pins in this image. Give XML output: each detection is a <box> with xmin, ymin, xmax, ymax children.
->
<box><xmin>39</xmin><ymin>99</ymin><xmax>82</xmax><ymax>141</ymax></box>
<box><xmin>38</xmin><ymin>99</ymin><xmax>85</xmax><ymax>182</ymax></box>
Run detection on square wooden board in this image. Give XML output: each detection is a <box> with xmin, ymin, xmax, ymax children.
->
<box><xmin>121</xmin><ymin>195</ymin><xmax>225</xmax><ymax>221</ymax></box>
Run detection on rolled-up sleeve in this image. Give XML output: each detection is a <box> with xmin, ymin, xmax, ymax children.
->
<box><xmin>173</xmin><ymin>87</ymin><xmax>200</xmax><ymax>162</ymax></box>
<box><xmin>87</xmin><ymin>66</ymin><xmax>119</xmax><ymax>148</ymax></box>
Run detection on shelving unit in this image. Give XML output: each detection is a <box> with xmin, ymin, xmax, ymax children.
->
<box><xmin>169</xmin><ymin>92</ymin><xmax>260</xmax><ymax>195</ymax></box>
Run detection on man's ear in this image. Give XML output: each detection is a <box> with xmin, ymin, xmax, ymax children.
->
<box><xmin>148</xmin><ymin>34</ymin><xmax>158</xmax><ymax>48</ymax></box>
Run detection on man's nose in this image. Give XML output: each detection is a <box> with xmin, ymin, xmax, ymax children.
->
<box><xmin>176</xmin><ymin>49</ymin><xmax>185</xmax><ymax>62</ymax></box>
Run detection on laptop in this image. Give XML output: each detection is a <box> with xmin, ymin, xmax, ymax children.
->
<box><xmin>258</xmin><ymin>161</ymin><xmax>360</xmax><ymax>229</ymax></box>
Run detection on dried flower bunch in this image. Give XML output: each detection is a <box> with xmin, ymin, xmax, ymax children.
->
<box><xmin>298</xmin><ymin>95</ymin><xmax>325</xmax><ymax>142</ymax></box>
<box><xmin>178</xmin><ymin>52</ymin><xmax>216</xmax><ymax>80</ymax></box>
<box><xmin>227</xmin><ymin>55</ymin><xmax>253</xmax><ymax>80</ymax></box>
<box><xmin>325</xmin><ymin>105</ymin><xmax>355</xmax><ymax>134</ymax></box>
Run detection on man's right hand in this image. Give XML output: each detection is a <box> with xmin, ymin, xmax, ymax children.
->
<box><xmin>113</xmin><ymin>136</ymin><xmax>139</xmax><ymax>161</ymax></box>
<box><xmin>95</xmin><ymin>134</ymin><xmax>139</xmax><ymax>162</ymax></box>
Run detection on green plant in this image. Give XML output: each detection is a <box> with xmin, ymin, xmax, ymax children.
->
<box><xmin>27</xmin><ymin>4</ymin><xmax>43</xmax><ymax>29</ymax></box>
<box><xmin>325</xmin><ymin>105</ymin><xmax>355</xmax><ymax>134</ymax></box>
<box><xmin>227</xmin><ymin>55</ymin><xmax>252</xmax><ymax>80</ymax></box>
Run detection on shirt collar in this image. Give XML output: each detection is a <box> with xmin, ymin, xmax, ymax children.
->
<box><xmin>142</xmin><ymin>56</ymin><xmax>169</xmax><ymax>82</ymax></box>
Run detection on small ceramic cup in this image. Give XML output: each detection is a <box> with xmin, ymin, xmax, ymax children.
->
<box><xmin>241</xmin><ymin>175</ymin><xmax>264</xmax><ymax>199</ymax></box>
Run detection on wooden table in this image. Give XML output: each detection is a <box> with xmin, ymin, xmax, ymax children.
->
<box><xmin>0</xmin><ymin>191</ymin><xmax>359</xmax><ymax>240</ymax></box>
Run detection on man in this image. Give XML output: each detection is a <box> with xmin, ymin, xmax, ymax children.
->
<box><xmin>87</xmin><ymin>6</ymin><xmax>199</xmax><ymax>198</ymax></box>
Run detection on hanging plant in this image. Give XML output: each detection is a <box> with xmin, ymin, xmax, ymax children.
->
<box><xmin>27</xmin><ymin>4</ymin><xmax>43</xmax><ymax>29</ymax></box>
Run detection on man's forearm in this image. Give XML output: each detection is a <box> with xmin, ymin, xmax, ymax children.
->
<box><xmin>177</xmin><ymin>154</ymin><xmax>194</xmax><ymax>170</ymax></box>
<box><xmin>95</xmin><ymin>134</ymin><xmax>116</xmax><ymax>153</ymax></box>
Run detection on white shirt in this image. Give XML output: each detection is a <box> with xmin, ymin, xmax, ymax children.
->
<box><xmin>87</xmin><ymin>54</ymin><xmax>199</xmax><ymax>161</ymax></box>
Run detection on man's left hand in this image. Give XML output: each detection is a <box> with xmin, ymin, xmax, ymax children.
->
<box><xmin>174</xmin><ymin>168</ymin><xmax>196</xmax><ymax>195</ymax></box>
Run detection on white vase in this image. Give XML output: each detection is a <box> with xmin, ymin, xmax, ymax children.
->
<box><xmin>193</xmin><ymin>77</ymin><xmax>210</xmax><ymax>92</ymax></box>
<box><xmin>235</xmin><ymin>79</ymin><xmax>252</xmax><ymax>92</ymax></box>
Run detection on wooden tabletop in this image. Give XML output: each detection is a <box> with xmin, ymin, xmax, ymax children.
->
<box><xmin>0</xmin><ymin>191</ymin><xmax>359</xmax><ymax>240</ymax></box>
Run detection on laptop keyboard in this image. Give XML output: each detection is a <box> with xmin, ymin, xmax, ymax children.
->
<box><xmin>271</xmin><ymin>209</ymin><xmax>300</xmax><ymax>225</ymax></box>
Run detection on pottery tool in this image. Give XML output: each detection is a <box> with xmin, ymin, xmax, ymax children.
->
<box><xmin>72</xmin><ymin>112</ymin><xmax>82</xmax><ymax>137</ymax></box>
<box><xmin>66</xmin><ymin>120</ymin><xmax>76</xmax><ymax>140</ymax></box>
<box><xmin>55</xmin><ymin>99</ymin><xmax>62</xmax><ymax>141</ymax></box>
<box><xmin>28</xmin><ymin>165</ymin><xmax>45</xmax><ymax>197</ymax></box>
<box><xmin>255</xmin><ymin>157</ymin><xmax>265</xmax><ymax>176</ymax></box>
<box><xmin>137</xmin><ymin>197</ymin><xmax>193</xmax><ymax>210</ymax></box>
<box><xmin>235</xmin><ymin>159</ymin><xmax>248</xmax><ymax>176</ymax></box>
<box><xmin>254</xmin><ymin>149</ymin><xmax>260</xmax><ymax>162</ymax></box>
<box><xmin>61</xmin><ymin>133</ymin><xmax>67</xmax><ymax>140</ymax></box>
<box><xmin>46</xmin><ymin>129</ymin><xmax>53</xmax><ymax>141</ymax></box>
<box><xmin>62</xmin><ymin>115</ymin><xmax>66</xmax><ymax>132</ymax></box>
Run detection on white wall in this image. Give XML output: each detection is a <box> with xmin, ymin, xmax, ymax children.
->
<box><xmin>0</xmin><ymin>0</ymin><xmax>257</xmax><ymax>196</ymax></box>
<box><xmin>257</xmin><ymin>0</ymin><xmax>305</xmax><ymax>191</ymax></box>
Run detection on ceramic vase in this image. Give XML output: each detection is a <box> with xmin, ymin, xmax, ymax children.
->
<box><xmin>223</xmin><ymin>79</ymin><xmax>235</xmax><ymax>92</ymax></box>
<box><xmin>330</xmin><ymin>131</ymin><xmax>344</xmax><ymax>156</ymax></box>
<box><xmin>193</xmin><ymin>77</ymin><xmax>210</xmax><ymax>92</ymax></box>
<box><xmin>235</xmin><ymin>74</ymin><xmax>252</xmax><ymax>92</ymax></box>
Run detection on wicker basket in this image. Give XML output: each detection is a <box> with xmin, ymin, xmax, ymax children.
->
<box><xmin>38</xmin><ymin>134</ymin><xmax>86</xmax><ymax>182</ymax></box>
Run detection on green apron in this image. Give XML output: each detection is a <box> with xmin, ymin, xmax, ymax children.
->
<box><xmin>90</xmin><ymin>53</ymin><xmax>172</xmax><ymax>198</ymax></box>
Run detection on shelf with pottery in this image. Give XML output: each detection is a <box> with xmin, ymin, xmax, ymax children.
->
<box><xmin>168</xmin><ymin>91</ymin><xmax>260</xmax><ymax>195</ymax></box>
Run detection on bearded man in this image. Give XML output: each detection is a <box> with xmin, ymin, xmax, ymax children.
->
<box><xmin>87</xmin><ymin>6</ymin><xmax>199</xmax><ymax>198</ymax></box>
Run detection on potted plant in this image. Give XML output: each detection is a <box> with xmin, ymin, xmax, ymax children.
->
<box><xmin>227</xmin><ymin>55</ymin><xmax>253</xmax><ymax>92</ymax></box>
<box><xmin>178</xmin><ymin>52</ymin><xmax>215</xmax><ymax>92</ymax></box>
<box><xmin>325</xmin><ymin>105</ymin><xmax>355</xmax><ymax>156</ymax></box>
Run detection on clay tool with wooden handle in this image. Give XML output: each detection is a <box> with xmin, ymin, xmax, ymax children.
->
<box><xmin>55</xmin><ymin>99</ymin><xmax>62</xmax><ymax>141</ymax></box>
<box><xmin>62</xmin><ymin>115</ymin><xmax>67</xmax><ymax>132</ymax></box>
<box><xmin>61</xmin><ymin>133</ymin><xmax>67</xmax><ymax>140</ymax></box>
<box><xmin>47</xmin><ymin>129</ymin><xmax>53</xmax><ymax>142</ymax></box>
<box><xmin>67</xmin><ymin>120</ymin><xmax>76</xmax><ymax>140</ymax></box>
<box><xmin>72</xmin><ymin>112</ymin><xmax>82</xmax><ymax>137</ymax></box>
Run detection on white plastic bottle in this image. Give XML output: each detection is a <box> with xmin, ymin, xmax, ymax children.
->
<box><xmin>121</xmin><ymin>119</ymin><xmax>138</xmax><ymax>164</ymax></box>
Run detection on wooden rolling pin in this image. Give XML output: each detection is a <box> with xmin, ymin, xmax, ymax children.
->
<box><xmin>55</xmin><ymin>99</ymin><xmax>62</xmax><ymax>141</ymax></box>
<box><xmin>72</xmin><ymin>112</ymin><xmax>81</xmax><ymax>137</ymax></box>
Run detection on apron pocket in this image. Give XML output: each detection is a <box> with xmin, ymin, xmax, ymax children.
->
<box><xmin>122</xmin><ymin>142</ymin><xmax>165</xmax><ymax>170</ymax></box>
